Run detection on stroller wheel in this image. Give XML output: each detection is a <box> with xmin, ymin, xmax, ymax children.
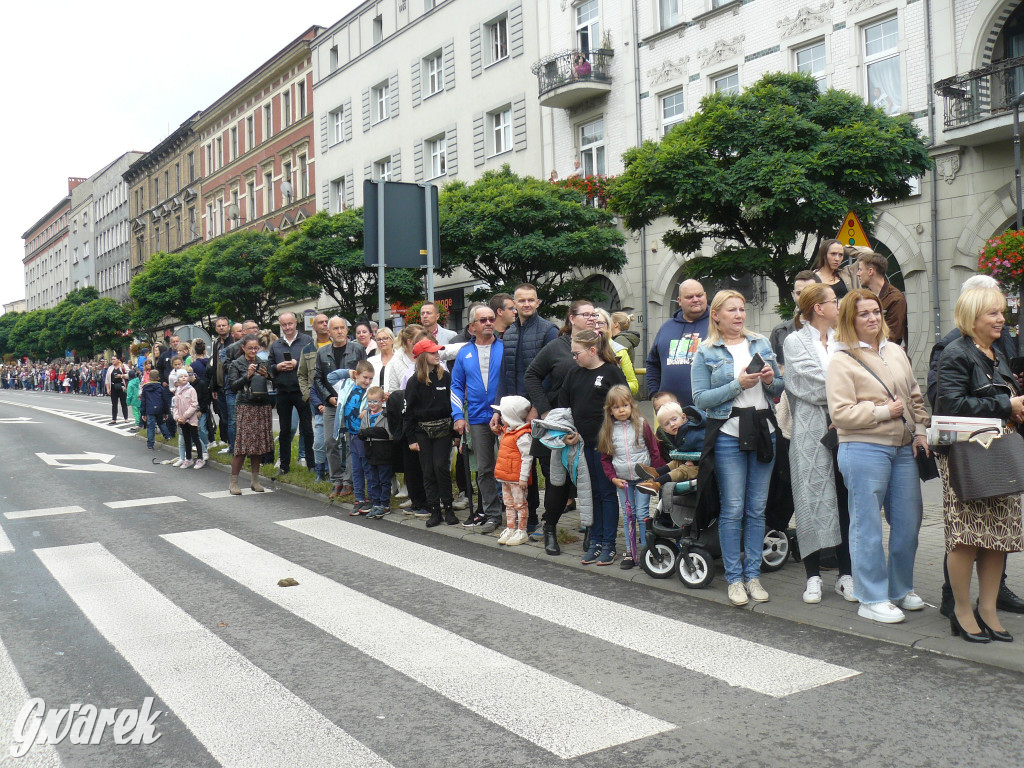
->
<box><xmin>760</xmin><ymin>528</ymin><xmax>791</xmax><ymax>572</ymax></box>
<box><xmin>677</xmin><ymin>546</ymin><xmax>714</xmax><ymax>589</ymax></box>
<box><xmin>640</xmin><ymin>540</ymin><xmax>679</xmax><ymax>579</ymax></box>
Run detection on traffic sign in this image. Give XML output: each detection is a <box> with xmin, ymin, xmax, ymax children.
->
<box><xmin>837</xmin><ymin>211</ymin><xmax>870</xmax><ymax>247</ymax></box>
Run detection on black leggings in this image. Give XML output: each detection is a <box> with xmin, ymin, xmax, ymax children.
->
<box><xmin>110</xmin><ymin>387</ymin><xmax>128</xmax><ymax>421</ymax></box>
<box><xmin>804</xmin><ymin>448</ymin><xmax>852</xmax><ymax>578</ymax></box>
<box><xmin>416</xmin><ymin>432</ymin><xmax>453</xmax><ymax>511</ymax></box>
<box><xmin>180</xmin><ymin>423</ymin><xmax>203</xmax><ymax>460</ymax></box>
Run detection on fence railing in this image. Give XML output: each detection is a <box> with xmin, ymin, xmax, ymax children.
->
<box><xmin>934</xmin><ymin>55</ymin><xmax>1024</xmax><ymax>129</ymax></box>
<box><xmin>531</xmin><ymin>49</ymin><xmax>614</xmax><ymax>98</ymax></box>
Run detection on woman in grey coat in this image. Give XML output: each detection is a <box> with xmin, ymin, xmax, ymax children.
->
<box><xmin>783</xmin><ymin>283</ymin><xmax>854</xmax><ymax>604</ymax></box>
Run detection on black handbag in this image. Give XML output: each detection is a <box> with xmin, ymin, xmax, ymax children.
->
<box><xmin>948</xmin><ymin>427</ymin><xmax>1024</xmax><ymax>501</ymax></box>
<box><xmin>418</xmin><ymin>417</ymin><xmax>452</xmax><ymax>439</ymax></box>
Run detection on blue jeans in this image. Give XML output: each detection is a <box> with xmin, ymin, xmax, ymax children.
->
<box><xmin>350</xmin><ymin>434</ymin><xmax>368</xmax><ymax>501</ymax></box>
<box><xmin>584</xmin><ymin>445</ymin><xmax>619</xmax><ymax>549</ymax></box>
<box><xmin>198</xmin><ymin>412</ymin><xmax>210</xmax><ymax>454</ymax></box>
<box><xmin>838</xmin><ymin>442</ymin><xmax>922</xmax><ymax>605</ymax></box>
<box><xmin>312</xmin><ymin>412</ymin><xmax>325</xmax><ymax>467</ymax></box>
<box><xmin>618</xmin><ymin>482</ymin><xmax>650</xmax><ymax>558</ymax></box>
<box><xmin>293</xmin><ymin>407</ymin><xmax>305</xmax><ymax>461</ymax></box>
<box><xmin>145</xmin><ymin>415</ymin><xmax>171</xmax><ymax>448</ymax></box>
<box><xmin>366</xmin><ymin>462</ymin><xmax>393</xmax><ymax>507</ymax></box>
<box><xmin>225</xmin><ymin>390</ymin><xmax>237</xmax><ymax>452</ymax></box>
<box><xmin>715</xmin><ymin>432</ymin><xmax>776</xmax><ymax>584</ymax></box>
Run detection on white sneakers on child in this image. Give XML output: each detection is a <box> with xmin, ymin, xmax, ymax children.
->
<box><xmin>506</xmin><ymin>530</ymin><xmax>528</xmax><ymax>546</ymax></box>
<box><xmin>497</xmin><ymin>527</ymin><xmax>515</xmax><ymax>544</ymax></box>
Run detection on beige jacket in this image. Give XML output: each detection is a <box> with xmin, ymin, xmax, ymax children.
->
<box><xmin>825</xmin><ymin>340</ymin><xmax>928</xmax><ymax>446</ymax></box>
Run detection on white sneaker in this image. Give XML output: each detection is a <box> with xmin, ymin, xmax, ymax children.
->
<box><xmin>220</xmin><ymin>447</ymin><xmax>232</xmax><ymax>454</ymax></box>
<box><xmin>298</xmin><ymin>458</ymin><xmax>307</xmax><ymax>467</ymax></box>
<box><xmin>745</xmin><ymin>579</ymin><xmax>770</xmax><ymax>602</ymax></box>
<box><xmin>728</xmin><ymin>582</ymin><xmax>749</xmax><ymax>606</ymax></box>
<box><xmin>802</xmin><ymin>576</ymin><xmax>823</xmax><ymax>604</ymax></box>
<box><xmin>171</xmin><ymin>458</ymin><xmax>184</xmax><ymax>467</ymax></box>
<box><xmin>835</xmin><ymin>575</ymin><xmax>858</xmax><ymax>602</ymax></box>
<box><xmin>274</xmin><ymin>459</ymin><xmax>281</xmax><ymax>469</ymax></box>
<box><xmin>180</xmin><ymin>459</ymin><xmax>194</xmax><ymax>469</ymax></box>
<box><xmin>858</xmin><ymin>601</ymin><xmax>905</xmax><ymax>624</ymax></box>
<box><xmin>399</xmin><ymin>499</ymin><xmax>413</xmax><ymax>509</ymax></box>
<box><xmin>194</xmin><ymin>459</ymin><xmax>206</xmax><ymax>469</ymax></box>
<box><xmin>896</xmin><ymin>591</ymin><xmax>925</xmax><ymax>611</ymax></box>
<box><xmin>506</xmin><ymin>530</ymin><xmax>528</xmax><ymax>546</ymax></box>
<box><xmin>452</xmin><ymin>493</ymin><xmax>469</xmax><ymax>510</ymax></box>
<box><xmin>497</xmin><ymin>527</ymin><xmax>515</xmax><ymax>545</ymax></box>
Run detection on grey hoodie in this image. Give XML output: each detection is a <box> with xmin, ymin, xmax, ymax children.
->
<box><xmin>531</xmin><ymin>408</ymin><xmax>593</xmax><ymax>527</ymax></box>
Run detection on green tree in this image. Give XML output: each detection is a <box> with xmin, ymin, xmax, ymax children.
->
<box><xmin>8</xmin><ymin>310</ymin><xmax>51</xmax><ymax>360</ymax></box>
<box><xmin>438</xmin><ymin>165</ymin><xmax>627</xmax><ymax>312</ymax></box>
<box><xmin>267</xmin><ymin>209</ymin><xmax>422</xmax><ymax>320</ymax></box>
<box><xmin>193</xmin><ymin>230</ymin><xmax>308</xmax><ymax>328</ymax></box>
<box><xmin>129</xmin><ymin>249</ymin><xmax>212</xmax><ymax>335</ymax></box>
<box><xmin>69</xmin><ymin>299</ymin><xmax>131</xmax><ymax>356</ymax></box>
<box><xmin>608</xmin><ymin>72</ymin><xmax>933</xmax><ymax>311</ymax></box>
<box><xmin>0</xmin><ymin>312</ymin><xmax>22</xmax><ymax>357</ymax></box>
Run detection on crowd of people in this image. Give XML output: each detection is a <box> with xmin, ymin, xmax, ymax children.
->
<box><xmin>6</xmin><ymin>242</ymin><xmax>1023</xmax><ymax>642</ymax></box>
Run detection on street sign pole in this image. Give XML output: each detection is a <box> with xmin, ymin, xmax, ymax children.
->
<box><xmin>424</xmin><ymin>185</ymin><xmax>435</xmax><ymax>303</ymax></box>
<box><xmin>377</xmin><ymin>181</ymin><xmax>387</xmax><ymax>331</ymax></box>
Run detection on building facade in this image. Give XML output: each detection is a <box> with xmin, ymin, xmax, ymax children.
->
<box><xmin>197</xmin><ymin>26</ymin><xmax>322</xmax><ymax>242</ymax></box>
<box><xmin>2</xmin><ymin>299</ymin><xmax>26</xmax><ymax>315</ymax></box>
<box><xmin>123</xmin><ymin>114</ymin><xmax>203</xmax><ymax>274</ymax></box>
<box><xmin>23</xmin><ymin>179</ymin><xmax>84</xmax><ymax>311</ymax></box>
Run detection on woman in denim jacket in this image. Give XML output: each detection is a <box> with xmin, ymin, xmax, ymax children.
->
<box><xmin>692</xmin><ymin>290</ymin><xmax>784</xmax><ymax>606</ymax></box>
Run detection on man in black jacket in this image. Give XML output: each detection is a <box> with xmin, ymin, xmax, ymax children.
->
<box><xmin>208</xmin><ymin>317</ymin><xmax>233</xmax><ymax>449</ymax></box>
<box><xmin>268</xmin><ymin>312</ymin><xmax>313</xmax><ymax>476</ymax></box>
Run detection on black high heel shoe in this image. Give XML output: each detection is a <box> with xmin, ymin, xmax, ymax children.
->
<box><xmin>974</xmin><ymin>609</ymin><xmax>1014</xmax><ymax>642</ymax></box>
<box><xmin>949</xmin><ymin>612</ymin><xmax>991</xmax><ymax>643</ymax></box>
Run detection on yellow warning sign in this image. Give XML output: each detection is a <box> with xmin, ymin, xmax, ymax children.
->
<box><xmin>837</xmin><ymin>211</ymin><xmax>870</xmax><ymax>248</ymax></box>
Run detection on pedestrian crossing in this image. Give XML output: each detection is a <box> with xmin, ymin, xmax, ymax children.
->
<box><xmin>0</xmin><ymin>399</ymin><xmax>138</xmax><ymax>436</ymax></box>
<box><xmin>3</xmin><ymin>518</ymin><xmax>863</xmax><ymax>766</ymax></box>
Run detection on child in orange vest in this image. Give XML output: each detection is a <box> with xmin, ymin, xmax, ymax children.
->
<box><xmin>491</xmin><ymin>395</ymin><xmax>533</xmax><ymax>547</ymax></box>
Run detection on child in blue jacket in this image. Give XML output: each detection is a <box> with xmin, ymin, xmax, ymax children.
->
<box><xmin>140</xmin><ymin>371</ymin><xmax>171</xmax><ymax>448</ymax></box>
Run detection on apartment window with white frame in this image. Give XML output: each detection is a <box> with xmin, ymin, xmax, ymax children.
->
<box><xmin>230</xmin><ymin>127</ymin><xmax>238</xmax><ymax>159</ymax></box>
<box><xmin>331</xmin><ymin>108</ymin><xmax>344</xmax><ymax>144</ymax></box>
<box><xmin>864</xmin><ymin>17</ymin><xmax>901</xmax><ymax>114</ymax></box>
<box><xmin>299</xmin><ymin>155</ymin><xmax>308</xmax><ymax>198</ymax></box>
<box><xmin>660</xmin><ymin>0</ymin><xmax>682</xmax><ymax>30</ymax></box>
<box><xmin>215</xmin><ymin>137</ymin><xmax>223</xmax><ymax>169</ymax></box>
<box><xmin>579</xmin><ymin>118</ymin><xmax>605</xmax><ymax>176</ymax></box>
<box><xmin>375</xmin><ymin>157</ymin><xmax>392</xmax><ymax>181</ymax></box>
<box><xmin>264</xmin><ymin>104</ymin><xmax>272</xmax><ymax>140</ymax></box>
<box><xmin>264</xmin><ymin>170</ymin><xmax>274</xmax><ymax>214</ymax></box>
<box><xmin>283</xmin><ymin>90</ymin><xmax>292</xmax><ymax>128</ymax></box>
<box><xmin>428</xmin><ymin>135</ymin><xmax>447</xmax><ymax>178</ymax></box>
<box><xmin>373</xmin><ymin>81</ymin><xmax>390</xmax><ymax>123</ymax></box>
<box><xmin>247</xmin><ymin>180</ymin><xmax>256</xmax><ymax>222</ymax></box>
<box><xmin>487</xmin><ymin>16</ymin><xmax>508</xmax><ymax>65</ymax></box>
<box><xmin>490</xmin><ymin>107</ymin><xmax>512</xmax><ymax>155</ymax></box>
<box><xmin>298</xmin><ymin>82</ymin><xmax>306</xmax><ymax>117</ymax></box>
<box><xmin>330</xmin><ymin>176</ymin><xmax>347</xmax><ymax>213</ymax></box>
<box><xmin>246</xmin><ymin>117</ymin><xmax>254</xmax><ymax>151</ymax></box>
<box><xmin>373</xmin><ymin>14</ymin><xmax>383</xmax><ymax>44</ymax></box>
<box><xmin>712</xmin><ymin>70</ymin><xmax>739</xmax><ymax>95</ymax></box>
<box><xmin>426</xmin><ymin>52</ymin><xmax>444</xmax><ymax>95</ymax></box>
<box><xmin>795</xmin><ymin>41</ymin><xmax>827</xmax><ymax>91</ymax></box>
<box><xmin>576</xmin><ymin>0</ymin><xmax>599</xmax><ymax>54</ymax></box>
<box><xmin>661</xmin><ymin>90</ymin><xmax>685</xmax><ymax>134</ymax></box>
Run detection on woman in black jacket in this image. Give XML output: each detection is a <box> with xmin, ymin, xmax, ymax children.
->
<box><xmin>936</xmin><ymin>286</ymin><xmax>1024</xmax><ymax>643</ymax></box>
<box><xmin>226</xmin><ymin>334</ymin><xmax>274</xmax><ymax>496</ymax></box>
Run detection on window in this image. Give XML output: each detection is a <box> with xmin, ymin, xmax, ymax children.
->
<box><xmin>373</xmin><ymin>81</ymin><xmax>390</xmax><ymax>123</ymax></box>
<box><xmin>164</xmin><ymin>171</ymin><xmax>169</xmax><ymax>197</ymax></box>
<box><xmin>331</xmin><ymin>108</ymin><xmax>344</xmax><ymax>144</ymax></box>
<box><xmin>154</xmin><ymin>177</ymin><xmax>160</xmax><ymax>201</ymax></box>
<box><xmin>299</xmin><ymin>155</ymin><xmax>308</xmax><ymax>198</ymax></box>
<box><xmin>660</xmin><ymin>0</ymin><xmax>682</xmax><ymax>29</ymax></box>
<box><xmin>490</xmin><ymin>107</ymin><xmax>512</xmax><ymax>155</ymax></box>
<box><xmin>283</xmin><ymin>89</ymin><xmax>292</xmax><ymax>128</ymax></box>
<box><xmin>375</xmin><ymin>157</ymin><xmax>392</xmax><ymax>181</ymax></box>
<box><xmin>246</xmin><ymin>117</ymin><xmax>254</xmax><ymax>152</ymax></box>
<box><xmin>215</xmin><ymin>137</ymin><xmax>223</xmax><ymax>169</ymax></box>
<box><xmin>264</xmin><ymin>170</ymin><xmax>274</xmax><ymax>214</ymax></box>
<box><xmin>217</xmin><ymin>198</ymin><xmax>225</xmax><ymax>236</ymax></box>
<box><xmin>188</xmin><ymin>152</ymin><xmax>195</xmax><ymax>183</ymax></box>
<box><xmin>425</xmin><ymin>0</ymin><xmax>435</xmax><ymax>8</ymax></box>
<box><xmin>175</xmin><ymin>163</ymin><xmax>181</xmax><ymax>191</ymax></box>
<box><xmin>661</xmin><ymin>90</ymin><xmax>685</xmax><ymax>134</ymax></box>
<box><xmin>796</xmin><ymin>41</ymin><xmax>827</xmax><ymax>91</ymax></box>
<box><xmin>576</xmin><ymin>0</ymin><xmax>599</xmax><ymax>54</ymax></box>
<box><xmin>487</xmin><ymin>16</ymin><xmax>508</xmax><ymax>64</ymax></box>
<box><xmin>298</xmin><ymin>82</ymin><xmax>306</xmax><ymax>118</ymax></box>
<box><xmin>330</xmin><ymin>176</ymin><xmax>348</xmax><ymax>213</ymax></box>
<box><xmin>864</xmin><ymin>17</ymin><xmax>901</xmax><ymax>114</ymax></box>
<box><xmin>247</xmin><ymin>180</ymin><xmax>256</xmax><ymax>222</ymax></box>
<box><xmin>579</xmin><ymin>118</ymin><xmax>605</xmax><ymax>176</ymax></box>
<box><xmin>188</xmin><ymin>208</ymin><xmax>197</xmax><ymax>240</ymax></box>
<box><xmin>283</xmin><ymin>161</ymin><xmax>293</xmax><ymax>202</ymax></box>
<box><xmin>230</xmin><ymin>127</ymin><xmax>238</xmax><ymax>159</ymax></box>
<box><xmin>264</xmin><ymin>104</ymin><xmax>272</xmax><ymax>140</ymax></box>
<box><xmin>713</xmin><ymin>70</ymin><xmax>739</xmax><ymax>95</ymax></box>
<box><xmin>428</xmin><ymin>135</ymin><xmax>447</xmax><ymax>178</ymax></box>
<box><xmin>330</xmin><ymin>46</ymin><xmax>339</xmax><ymax>71</ymax></box>
<box><xmin>426</xmin><ymin>52</ymin><xmax>444</xmax><ymax>95</ymax></box>
<box><xmin>373</xmin><ymin>14</ymin><xmax>383</xmax><ymax>44</ymax></box>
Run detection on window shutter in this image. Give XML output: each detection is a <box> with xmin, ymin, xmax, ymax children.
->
<box><xmin>319</xmin><ymin>113</ymin><xmax>328</xmax><ymax>154</ymax></box>
<box><xmin>414</xmin><ymin>139</ymin><xmax>425</xmax><ymax>183</ymax></box>
<box><xmin>321</xmin><ymin>180</ymin><xmax>329</xmax><ymax>210</ymax></box>
<box><xmin>411</xmin><ymin>58</ymin><xmax>422</xmax><ymax>107</ymax></box>
<box><xmin>361</xmin><ymin>88</ymin><xmax>371</xmax><ymax>132</ymax></box>
<box><xmin>509</xmin><ymin>3</ymin><xmax>524</xmax><ymax>59</ymax></box>
<box><xmin>446</xmin><ymin>125</ymin><xmax>458</xmax><ymax>176</ymax></box>
<box><xmin>512</xmin><ymin>94</ymin><xmax>527</xmax><ymax>152</ymax></box>
<box><xmin>470</xmin><ymin>24</ymin><xmax>482</xmax><ymax>78</ymax></box>
<box><xmin>364</xmin><ymin>161</ymin><xmax>373</xmax><ymax>180</ymax></box>
<box><xmin>443</xmin><ymin>39</ymin><xmax>456</xmax><ymax>90</ymax></box>
<box><xmin>343</xmin><ymin>99</ymin><xmax>353</xmax><ymax>142</ymax></box>
<box><xmin>345</xmin><ymin>170</ymin><xmax>355</xmax><ymax>210</ymax></box>
<box><xmin>392</xmin><ymin>149</ymin><xmax>402</xmax><ymax>182</ymax></box>
<box><xmin>473</xmin><ymin>113</ymin><xmax>485</xmax><ymax>166</ymax></box>
<box><xmin>389</xmin><ymin>71</ymin><xmax>400</xmax><ymax>118</ymax></box>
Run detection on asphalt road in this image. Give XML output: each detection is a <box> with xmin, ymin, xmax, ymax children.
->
<box><xmin>0</xmin><ymin>390</ymin><xmax>1022</xmax><ymax>768</ymax></box>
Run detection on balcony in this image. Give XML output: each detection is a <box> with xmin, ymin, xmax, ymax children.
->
<box><xmin>935</xmin><ymin>55</ymin><xmax>1024</xmax><ymax>146</ymax></box>
<box><xmin>532</xmin><ymin>49</ymin><xmax>613</xmax><ymax>109</ymax></box>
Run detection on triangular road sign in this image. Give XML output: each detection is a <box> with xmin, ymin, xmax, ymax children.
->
<box><xmin>837</xmin><ymin>211</ymin><xmax>870</xmax><ymax>248</ymax></box>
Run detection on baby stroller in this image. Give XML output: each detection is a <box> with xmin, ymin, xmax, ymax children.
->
<box><xmin>639</xmin><ymin>451</ymin><xmax>793</xmax><ymax>588</ymax></box>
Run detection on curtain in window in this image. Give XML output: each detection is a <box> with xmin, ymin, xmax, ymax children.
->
<box><xmin>867</xmin><ymin>57</ymin><xmax>902</xmax><ymax>114</ymax></box>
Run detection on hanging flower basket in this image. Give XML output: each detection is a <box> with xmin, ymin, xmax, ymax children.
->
<box><xmin>554</xmin><ymin>175</ymin><xmax>614</xmax><ymax>208</ymax></box>
<box><xmin>978</xmin><ymin>230</ymin><xmax>1024</xmax><ymax>292</ymax></box>
<box><xmin>404</xmin><ymin>300</ymin><xmax>449</xmax><ymax>326</ymax></box>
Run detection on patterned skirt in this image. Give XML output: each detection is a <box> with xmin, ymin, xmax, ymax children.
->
<box><xmin>937</xmin><ymin>453</ymin><xmax>1024</xmax><ymax>553</ymax></box>
<box><xmin>234</xmin><ymin>404</ymin><xmax>274</xmax><ymax>456</ymax></box>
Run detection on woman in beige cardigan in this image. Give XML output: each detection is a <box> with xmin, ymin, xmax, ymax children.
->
<box><xmin>826</xmin><ymin>289</ymin><xmax>930</xmax><ymax>625</ymax></box>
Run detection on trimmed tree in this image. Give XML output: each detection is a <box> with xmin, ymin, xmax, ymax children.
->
<box><xmin>438</xmin><ymin>165</ymin><xmax>627</xmax><ymax>312</ymax></box>
<box><xmin>608</xmin><ymin>72</ymin><xmax>933</xmax><ymax>311</ymax></box>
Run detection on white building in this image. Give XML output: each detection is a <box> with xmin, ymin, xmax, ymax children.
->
<box><xmin>23</xmin><ymin>180</ymin><xmax>81</xmax><ymax>312</ymax></box>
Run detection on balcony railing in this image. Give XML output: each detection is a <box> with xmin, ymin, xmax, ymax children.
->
<box><xmin>935</xmin><ymin>55</ymin><xmax>1024</xmax><ymax>129</ymax></box>
<box><xmin>531</xmin><ymin>49</ymin><xmax>613</xmax><ymax>108</ymax></box>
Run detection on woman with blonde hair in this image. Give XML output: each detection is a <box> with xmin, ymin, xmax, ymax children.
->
<box><xmin>936</xmin><ymin>285</ymin><xmax>1024</xmax><ymax>642</ymax></box>
<box><xmin>826</xmin><ymin>289</ymin><xmax>929</xmax><ymax>624</ymax></box>
<box><xmin>692</xmin><ymin>290</ymin><xmax>784</xmax><ymax>605</ymax></box>
<box><xmin>594</xmin><ymin>308</ymin><xmax>639</xmax><ymax>396</ymax></box>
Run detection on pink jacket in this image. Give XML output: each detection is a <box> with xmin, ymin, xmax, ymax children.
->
<box><xmin>171</xmin><ymin>382</ymin><xmax>200</xmax><ymax>426</ymax></box>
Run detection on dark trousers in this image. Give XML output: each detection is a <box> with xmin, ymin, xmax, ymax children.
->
<box><xmin>276</xmin><ymin>389</ymin><xmax>313</xmax><ymax>473</ymax></box>
<box><xmin>110</xmin><ymin>387</ymin><xmax>128</xmax><ymax>421</ymax></box>
<box><xmin>416</xmin><ymin>432</ymin><xmax>454</xmax><ymax>511</ymax></box>
<box><xmin>215</xmin><ymin>390</ymin><xmax>229</xmax><ymax>441</ymax></box>
<box><xmin>180</xmin><ymin>423</ymin><xmax>203</xmax><ymax>460</ymax></box>
<box><xmin>162</xmin><ymin>387</ymin><xmax>176</xmax><ymax>437</ymax></box>
<box><xmin>524</xmin><ymin>456</ymin><xmax>547</xmax><ymax>528</ymax></box>
<box><xmin>542</xmin><ymin>477</ymin><xmax>578</xmax><ymax>528</ymax></box>
<box><xmin>401</xmin><ymin>442</ymin><xmax>427</xmax><ymax>508</ymax></box>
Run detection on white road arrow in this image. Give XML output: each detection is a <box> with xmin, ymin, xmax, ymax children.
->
<box><xmin>0</xmin><ymin>417</ymin><xmax>39</xmax><ymax>423</ymax></box>
<box><xmin>34</xmin><ymin>452</ymin><xmax>151</xmax><ymax>474</ymax></box>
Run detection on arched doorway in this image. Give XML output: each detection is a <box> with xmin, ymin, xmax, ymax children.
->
<box><xmin>586</xmin><ymin>274</ymin><xmax>621</xmax><ymax>312</ymax></box>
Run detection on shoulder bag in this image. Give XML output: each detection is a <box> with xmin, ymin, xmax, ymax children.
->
<box><xmin>948</xmin><ymin>426</ymin><xmax>1024</xmax><ymax>501</ymax></box>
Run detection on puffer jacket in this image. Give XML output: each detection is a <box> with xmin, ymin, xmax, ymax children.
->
<box><xmin>501</xmin><ymin>313</ymin><xmax>558</xmax><ymax>398</ymax></box>
<box><xmin>600</xmin><ymin>420</ymin><xmax>662</xmax><ymax>483</ymax></box>
<box><xmin>531</xmin><ymin>408</ymin><xmax>592</xmax><ymax>527</ymax></box>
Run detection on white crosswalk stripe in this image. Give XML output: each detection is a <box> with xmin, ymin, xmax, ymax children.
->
<box><xmin>162</xmin><ymin>528</ymin><xmax>675</xmax><ymax>759</ymax></box>
<box><xmin>0</xmin><ymin>523</ymin><xmax>15</xmax><ymax>553</ymax></box>
<box><xmin>104</xmin><ymin>496</ymin><xmax>186</xmax><ymax>509</ymax></box>
<box><xmin>0</xmin><ymin>633</ymin><xmax>64</xmax><ymax>767</ymax></box>
<box><xmin>277</xmin><ymin>516</ymin><xmax>861</xmax><ymax>697</ymax></box>
<box><xmin>4</xmin><ymin>506</ymin><xmax>85</xmax><ymax>520</ymax></box>
<box><xmin>33</xmin><ymin>542</ymin><xmax>397</xmax><ymax>768</ymax></box>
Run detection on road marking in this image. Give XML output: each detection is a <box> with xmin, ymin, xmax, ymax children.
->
<box><xmin>4</xmin><ymin>506</ymin><xmax>85</xmax><ymax>520</ymax></box>
<box><xmin>104</xmin><ymin>496</ymin><xmax>185</xmax><ymax>509</ymax></box>
<box><xmin>0</xmin><ymin>633</ymin><xmax>64</xmax><ymax>766</ymax></box>
<box><xmin>0</xmin><ymin>402</ymin><xmax>131</xmax><ymax>436</ymax></box>
<box><xmin>0</xmin><ymin>523</ymin><xmax>12</xmax><ymax>553</ymax></box>
<box><xmin>279</xmin><ymin>516</ymin><xmax>861</xmax><ymax>698</ymax></box>
<box><xmin>0</xmin><ymin>416</ymin><xmax>39</xmax><ymax>423</ymax></box>
<box><xmin>163</xmin><ymin>528</ymin><xmax>674</xmax><ymax>758</ymax></box>
<box><xmin>198</xmin><ymin>489</ymin><xmax>275</xmax><ymax>498</ymax></box>
<box><xmin>34</xmin><ymin>542</ymin><xmax>395</xmax><ymax>768</ymax></box>
<box><xmin>35</xmin><ymin>452</ymin><xmax>151</xmax><ymax>475</ymax></box>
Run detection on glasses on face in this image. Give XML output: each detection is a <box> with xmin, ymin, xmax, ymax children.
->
<box><xmin>575</xmin><ymin>312</ymin><xmax>598</xmax><ymax>319</ymax></box>
<box><xmin>365</xmin><ymin>399</ymin><xmax>381</xmax><ymax>406</ymax></box>
<box><xmin>476</xmin><ymin>317</ymin><xmax>496</xmax><ymax>324</ymax></box>
<box><xmin>375</xmin><ymin>336</ymin><xmax>391</xmax><ymax>343</ymax></box>
<box><xmin>571</xmin><ymin>349</ymin><xmax>590</xmax><ymax>359</ymax></box>
<box><xmin>818</xmin><ymin>299</ymin><xmax>839</xmax><ymax>306</ymax></box>
<box><xmin>595</xmin><ymin>320</ymin><xmax>608</xmax><ymax>327</ymax></box>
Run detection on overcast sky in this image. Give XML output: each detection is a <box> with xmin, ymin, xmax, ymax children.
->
<box><xmin>0</xmin><ymin>0</ymin><xmax>361</xmax><ymax>312</ymax></box>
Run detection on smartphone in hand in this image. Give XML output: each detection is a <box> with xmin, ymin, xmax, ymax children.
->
<box><xmin>282</xmin><ymin>352</ymin><xmax>293</xmax><ymax>362</ymax></box>
<box><xmin>745</xmin><ymin>352</ymin><xmax>765</xmax><ymax>375</ymax></box>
